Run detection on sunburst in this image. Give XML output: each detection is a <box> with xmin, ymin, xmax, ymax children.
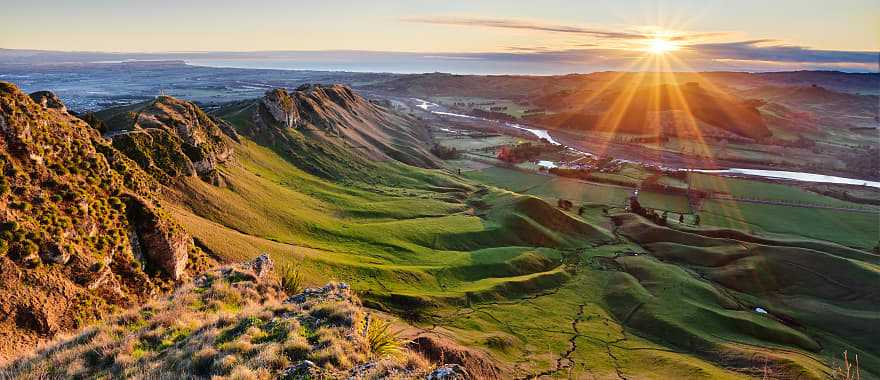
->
<box><xmin>646</xmin><ymin>37</ymin><xmax>679</xmax><ymax>55</ymax></box>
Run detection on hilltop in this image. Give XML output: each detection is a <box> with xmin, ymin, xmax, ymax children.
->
<box><xmin>214</xmin><ymin>84</ymin><xmax>439</xmax><ymax>181</ymax></box>
<box><xmin>526</xmin><ymin>82</ymin><xmax>771</xmax><ymax>139</ymax></box>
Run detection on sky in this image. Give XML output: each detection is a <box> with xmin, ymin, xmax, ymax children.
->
<box><xmin>2</xmin><ymin>0</ymin><xmax>878</xmax><ymax>73</ymax></box>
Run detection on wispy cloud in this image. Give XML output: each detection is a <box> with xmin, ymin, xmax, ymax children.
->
<box><xmin>401</xmin><ymin>16</ymin><xmax>647</xmax><ymax>40</ymax></box>
<box><xmin>688</xmin><ymin>40</ymin><xmax>879</xmax><ymax>64</ymax></box>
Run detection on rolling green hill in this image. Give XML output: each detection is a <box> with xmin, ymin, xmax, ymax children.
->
<box><xmin>1</xmin><ymin>82</ymin><xmax>877</xmax><ymax>379</ymax></box>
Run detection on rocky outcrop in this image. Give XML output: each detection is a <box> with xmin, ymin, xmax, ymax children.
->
<box><xmin>0</xmin><ymin>257</ymin><xmax>444</xmax><ymax>379</ymax></box>
<box><xmin>124</xmin><ymin>195</ymin><xmax>192</xmax><ymax>281</ymax></box>
<box><xmin>98</xmin><ymin>95</ymin><xmax>236</xmax><ymax>184</ymax></box>
<box><xmin>28</xmin><ymin>91</ymin><xmax>66</xmax><ymax>112</ymax></box>
<box><xmin>261</xmin><ymin>88</ymin><xmax>299</xmax><ymax>128</ymax></box>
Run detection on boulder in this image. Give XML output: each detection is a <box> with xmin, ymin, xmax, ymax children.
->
<box><xmin>249</xmin><ymin>253</ymin><xmax>274</xmax><ymax>281</ymax></box>
<box><xmin>426</xmin><ymin>364</ymin><xmax>471</xmax><ymax>380</ymax></box>
<box><xmin>28</xmin><ymin>91</ymin><xmax>67</xmax><ymax>112</ymax></box>
<box><xmin>281</xmin><ymin>360</ymin><xmax>323</xmax><ymax>379</ymax></box>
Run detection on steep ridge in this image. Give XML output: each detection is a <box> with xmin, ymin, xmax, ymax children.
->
<box><xmin>0</xmin><ymin>82</ymin><xmax>212</xmax><ymax>360</ymax></box>
<box><xmin>215</xmin><ymin>84</ymin><xmax>439</xmax><ymax>181</ymax></box>
<box><xmin>94</xmin><ymin>96</ymin><xmax>238</xmax><ymax>185</ymax></box>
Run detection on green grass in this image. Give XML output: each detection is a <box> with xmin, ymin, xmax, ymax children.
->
<box><xmin>159</xmin><ymin>124</ymin><xmax>879</xmax><ymax>378</ymax></box>
<box><xmin>463</xmin><ymin>166</ymin><xmax>633</xmax><ymax>206</ymax></box>
<box><xmin>699</xmin><ymin>199</ymin><xmax>879</xmax><ymax>249</ymax></box>
<box><xmin>688</xmin><ymin>173</ymin><xmax>877</xmax><ymax>208</ymax></box>
<box><xmin>638</xmin><ymin>191</ymin><xmax>691</xmax><ymax>213</ymax></box>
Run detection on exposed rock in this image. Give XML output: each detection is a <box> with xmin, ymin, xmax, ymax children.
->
<box><xmin>426</xmin><ymin>364</ymin><xmax>471</xmax><ymax>380</ymax></box>
<box><xmin>286</xmin><ymin>282</ymin><xmax>352</xmax><ymax>305</ymax></box>
<box><xmin>97</xmin><ymin>95</ymin><xmax>235</xmax><ymax>184</ymax></box>
<box><xmin>124</xmin><ymin>195</ymin><xmax>191</xmax><ymax>281</ymax></box>
<box><xmin>28</xmin><ymin>91</ymin><xmax>66</xmax><ymax>112</ymax></box>
<box><xmin>261</xmin><ymin>88</ymin><xmax>299</xmax><ymax>128</ymax></box>
<box><xmin>281</xmin><ymin>360</ymin><xmax>323</xmax><ymax>379</ymax></box>
<box><xmin>249</xmin><ymin>253</ymin><xmax>275</xmax><ymax>281</ymax></box>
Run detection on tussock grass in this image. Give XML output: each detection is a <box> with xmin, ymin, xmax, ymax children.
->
<box><xmin>0</xmin><ymin>259</ymin><xmax>433</xmax><ymax>379</ymax></box>
<box><xmin>278</xmin><ymin>264</ymin><xmax>305</xmax><ymax>295</ymax></box>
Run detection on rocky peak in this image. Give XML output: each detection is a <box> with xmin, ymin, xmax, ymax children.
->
<box><xmin>261</xmin><ymin>88</ymin><xmax>299</xmax><ymax>128</ymax></box>
<box><xmin>257</xmin><ymin>84</ymin><xmax>368</xmax><ymax>131</ymax></box>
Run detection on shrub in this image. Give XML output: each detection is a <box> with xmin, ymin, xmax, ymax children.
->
<box><xmin>310</xmin><ymin>302</ymin><xmax>358</xmax><ymax>327</ymax></box>
<box><xmin>430</xmin><ymin>144</ymin><xmax>460</xmax><ymax>160</ymax></box>
<box><xmin>11</xmin><ymin>202</ymin><xmax>32</xmax><ymax>211</ymax></box>
<box><xmin>278</xmin><ymin>265</ymin><xmax>304</xmax><ymax>295</ymax></box>
<box><xmin>485</xmin><ymin>334</ymin><xmax>515</xmax><ymax>352</ymax></box>
<box><xmin>360</xmin><ymin>314</ymin><xmax>403</xmax><ymax>358</ymax></box>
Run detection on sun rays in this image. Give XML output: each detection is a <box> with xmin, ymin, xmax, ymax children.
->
<box><xmin>561</xmin><ymin>26</ymin><xmax>750</xmax><ymax>222</ymax></box>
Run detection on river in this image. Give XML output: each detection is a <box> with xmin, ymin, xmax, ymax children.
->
<box><xmin>414</xmin><ymin>99</ymin><xmax>880</xmax><ymax>189</ymax></box>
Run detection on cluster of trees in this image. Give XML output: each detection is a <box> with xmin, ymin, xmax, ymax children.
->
<box><xmin>629</xmin><ymin>197</ymin><xmax>699</xmax><ymax>226</ymax></box>
<box><xmin>430</xmin><ymin>144</ymin><xmax>460</xmax><ymax>160</ymax></box>
<box><xmin>470</xmin><ymin>109</ymin><xmax>516</xmax><ymax>122</ymax></box>
<box><xmin>496</xmin><ymin>142</ymin><xmax>559</xmax><ymax>163</ymax></box>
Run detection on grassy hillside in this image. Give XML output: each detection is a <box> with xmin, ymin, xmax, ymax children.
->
<box><xmin>162</xmin><ymin>128</ymin><xmax>878</xmax><ymax>378</ymax></box>
<box><xmin>3</xmin><ymin>82</ymin><xmax>876</xmax><ymax>379</ymax></box>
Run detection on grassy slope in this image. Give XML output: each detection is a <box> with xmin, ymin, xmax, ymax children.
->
<box><xmin>155</xmin><ymin>128</ymin><xmax>878</xmax><ymax>378</ymax></box>
<box><xmin>158</xmin><ymin>138</ymin><xmax>764</xmax><ymax>378</ymax></box>
<box><xmin>167</xmin><ymin>140</ymin><xmax>611</xmax><ymax>303</ymax></box>
<box><xmin>689</xmin><ymin>173</ymin><xmax>878</xmax><ymax>249</ymax></box>
<box><xmin>463</xmin><ymin>164</ymin><xmax>879</xmax><ymax>378</ymax></box>
<box><xmin>469</xmin><ymin>166</ymin><xmax>879</xmax><ymax>250</ymax></box>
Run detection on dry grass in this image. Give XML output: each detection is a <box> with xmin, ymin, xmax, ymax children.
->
<box><xmin>0</xmin><ymin>259</ymin><xmax>434</xmax><ymax>379</ymax></box>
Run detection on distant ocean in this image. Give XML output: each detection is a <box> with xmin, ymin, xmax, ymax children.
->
<box><xmin>184</xmin><ymin>57</ymin><xmax>588</xmax><ymax>75</ymax></box>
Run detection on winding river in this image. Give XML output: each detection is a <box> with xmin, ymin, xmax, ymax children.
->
<box><xmin>415</xmin><ymin>99</ymin><xmax>880</xmax><ymax>189</ymax></box>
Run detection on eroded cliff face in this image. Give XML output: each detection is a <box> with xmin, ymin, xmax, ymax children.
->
<box><xmin>99</xmin><ymin>95</ymin><xmax>237</xmax><ymax>185</ymax></box>
<box><xmin>0</xmin><ymin>82</ymin><xmax>211</xmax><ymax>360</ymax></box>
<box><xmin>260</xmin><ymin>88</ymin><xmax>299</xmax><ymax>129</ymax></box>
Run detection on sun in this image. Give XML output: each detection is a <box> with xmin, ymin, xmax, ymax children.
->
<box><xmin>647</xmin><ymin>38</ymin><xmax>678</xmax><ymax>54</ymax></box>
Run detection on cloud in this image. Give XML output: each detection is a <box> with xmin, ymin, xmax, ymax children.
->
<box><xmin>689</xmin><ymin>40</ymin><xmax>879</xmax><ymax>64</ymax></box>
<box><xmin>402</xmin><ymin>16</ymin><xmax>733</xmax><ymax>44</ymax></box>
<box><xmin>401</xmin><ymin>16</ymin><xmax>647</xmax><ymax>40</ymax></box>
